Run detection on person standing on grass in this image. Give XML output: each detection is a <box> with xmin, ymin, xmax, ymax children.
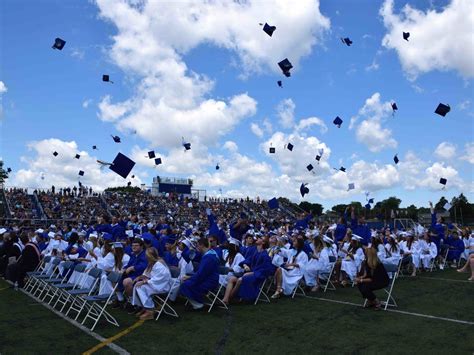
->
<box><xmin>355</xmin><ymin>247</ymin><xmax>389</xmax><ymax>310</ymax></box>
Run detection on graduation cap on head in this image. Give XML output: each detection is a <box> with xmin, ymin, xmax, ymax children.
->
<box><xmin>393</xmin><ymin>154</ymin><xmax>399</xmax><ymax>165</ymax></box>
<box><xmin>182</xmin><ymin>137</ymin><xmax>191</xmax><ymax>151</ymax></box>
<box><xmin>341</xmin><ymin>37</ymin><xmax>353</xmax><ymax>46</ymax></box>
<box><xmin>268</xmin><ymin>197</ymin><xmax>279</xmax><ymax>210</ymax></box>
<box><xmin>286</xmin><ymin>142</ymin><xmax>294</xmax><ymax>151</ymax></box>
<box><xmin>439</xmin><ymin>177</ymin><xmax>447</xmax><ymax>187</ymax></box>
<box><xmin>147</xmin><ymin>151</ymin><xmax>155</xmax><ymax>159</ymax></box>
<box><xmin>277</xmin><ymin>80</ymin><xmax>282</xmax><ymax>88</ymax></box>
<box><xmin>262</xmin><ymin>23</ymin><xmax>276</xmax><ymax>37</ymax></box>
<box><xmin>111</xmin><ymin>135</ymin><xmax>121</xmax><ymax>143</ymax></box>
<box><xmin>154</xmin><ymin>158</ymin><xmax>162</xmax><ymax>166</ymax></box>
<box><xmin>333</xmin><ymin>116</ymin><xmax>343</xmax><ymax>128</ymax></box>
<box><xmin>52</xmin><ymin>37</ymin><xmax>66</xmax><ymax>50</ymax></box>
<box><xmin>78</xmin><ymin>170</ymin><xmax>84</xmax><ymax>177</ymax></box>
<box><xmin>278</xmin><ymin>58</ymin><xmax>293</xmax><ymax>77</ymax></box>
<box><xmin>109</xmin><ymin>152</ymin><xmax>135</xmax><ymax>179</ymax></box>
<box><xmin>300</xmin><ymin>183</ymin><xmax>309</xmax><ymax>198</ymax></box>
<box><xmin>435</xmin><ymin>103</ymin><xmax>450</xmax><ymax>117</ymax></box>
<box><xmin>53</xmin><ymin>151</ymin><xmax>58</xmax><ymax>157</ymax></box>
<box><xmin>102</xmin><ymin>75</ymin><xmax>113</xmax><ymax>84</ymax></box>
<box><xmin>75</xmin><ymin>154</ymin><xmax>81</xmax><ymax>159</ymax></box>
<box><xmin>347</xmin><ymin>183</ymin><xmax>355</xmax><ymax>191</ymax></box>
<box><xmin>403</xmin><ymin>32</ymin><xmax>410</xmax><ymax>41</ymax></box>
<box><xmin>306</xmin><ymin>164</ymin><xmax>314</xmax><ymax>172</ymax></box>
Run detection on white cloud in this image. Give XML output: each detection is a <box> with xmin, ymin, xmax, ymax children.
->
<box><xmin>457</xmin><ymin>99</ymin><xmax>471</xmax><ymax>111</ymax></box>
<box><xmin>434</xmin><ymin>141</ymin><xmax>457</xmax><ymax>160</ymax></box>
<box><xmin>295</xmin><ymin>116</ymin><xmax>328</xmax><ymax>134</ymax></box>
<box><xmin>250</xmin><ymin>122</ymin><xmax>264</xmax><ymax>138</ymax></box>
<box><xmin>380</xmin><ymin>0</ymin><xmax>474</xmax><ymax>80</ymax></box>
<box><xmin>222</xmin><ymin>141</ymin><xmax>238</xmax><ymax>153</ymax></box>
<box><xmin>82</xmin><ymin>99</ymin><xmax>92</xmax><ymax>109</ymax></box>
<box><xmin>7</xmin><ymin>139</ymin><xmax>140</xmax><ymax>190</ymax></box>
<box><xmin>94</xmin><ymin>0</ymin><xmax>329</xmax><ymax>149</ymax></box>
<box><xmin>365</xmin><ymin>60</ymin><xmax>379</xmax><ymax>72</ymax></box>
<box><xmin>70</xmin><ymin>48</ymin><xmax>85</xmax><ymax>60</ymax></box>
<box><xmin>350</xmin><ymin>92</ymin><xmax>397</xmax><ymax>152</ymax></box>
<box><xmin>276</xmin><ymin>98</ymin><xmax>295</xmax><ymax>129</ymax></box>
<box><xmin>460</xmin><ymin>142</ymin><xmax>474</xmax><ymax>164</ymax></box>
<box><xmin>0</xmin><ymin>81</ymin><xmax>7</xmax><ymax>94</ymax></box>
<box><xmin>262</xmin><ymin>118</ymin><xmax>273</xmax><ymax>135</ymax></box>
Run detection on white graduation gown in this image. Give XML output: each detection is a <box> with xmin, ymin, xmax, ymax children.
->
<box><xmin>219</xmin><ymin>253</ymin><xmax>245</xmax><ymax>287</ymax></box>
<box><xmin>99</xmin><ymin>253</ymin><xmax>130</xmax><ymax>294</ymax></box>
<box><xmin>132</xmin><ymin>261</ymin><xmax>172</xmax><ymax>309</ymax></box>
<box><xmin>281</xmin><ymin>250</ymin><xmax>308</xmax><ymax>295</ymax></box>
<box><xmin>304</xmin><ymin>247</ymin><xmax>331</xmax><ymax>287</ymax></box>
<box><xmin>418</xmin><ymin>241</ymin><xmax>437</xmax><ymax>268</ymax></box>
<box><xmin>400</xmin><ymin>241</ymin><xmax>421</xmax><ymax>268</ymax></box>
<box><xmin>383</xmin><ymin>243</ymin><xmax>402</xmax><ymax>266</ymax></box>
<box><xmin>341</xmin><ymin>247</ymin><xmax>364</xmax><ymax>280</ymax></box>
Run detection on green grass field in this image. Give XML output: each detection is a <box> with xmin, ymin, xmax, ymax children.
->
<box><xmin>1</xmin><ymin>269</ymin><xmax>473</xmax><ymax>355</ymax></box>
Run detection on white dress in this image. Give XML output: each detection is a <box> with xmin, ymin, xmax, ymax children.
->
<box><xmin>219</xmin><ymin>252</ymin><xmax>245</xmax><ymax>287</ymax></box>
<box><xmin>281</xmin><ymin>250</ymin><xmax>308</xmax><ymax>295</ymax></box>
<box><xmin>304</xmin><ymin>247</ymin><xmax>331</xmax><ymax>287</ymax></box>
<box><xmin>400</xmin><ymin>240</ymin><xmax>421</xmax><ymax>268</ymax></box>
<box><xmin>270</xmin><ymin>246</ymin><xmax>290</xmax><ymax>268</ymax></box>
<box><xmin>418</xmin><ymin>241</ymin><xmax>437</xmax><ymax>268</ymax></box>
<box><xmin>132</xmin><ymin>261</ymin><xmax>172</xmax><ymax>309</ymax></box>
<box><xmin>99</xmin><ymin>253</ymin><xmax>130</xmax><ymax>294</ymax></box>
<box><xmin>341</xmin><ymin>247</ymin><xmax>364</xmax><ymax>281</ymax></box>
<box><xmin>383</xmin><ymin>243</ymin><xmax>402</xmax><ymax>266</ymax></box>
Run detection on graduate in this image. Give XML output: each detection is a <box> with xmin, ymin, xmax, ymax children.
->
<box><xmin>272</xmin><ymin>237</ymin><xmax>308</xmax><ymax>297</ymax></box>
<box><xmin>350</xmin><ymin>206</ymin><xmax>371</xmax><ymax>246</ymax></box>
<box><xmin>111</xmin><ymin>216</ymin><xmax>126</xmax><ymax>241</ymax></box>
<box><xmin>206</xmin><ymin>209</ymin><xmax>227</xmax><ymax>244</ymax></box>
<box><xmin>418</xmin><ymin>232</ymin><xmax>438</xmax><ymax>270</ymax></box>
<box><xmin>294</xmin><ymin>212</ymin><xmax>313</xmax><ymax>230</ymax></box>
<box><xmin>334</xmin><ymin>216</ymin><xmax>348</xmax><ymax>242</ymax></box>
<box><xmin>219</xmin><ymin>238</ymin><xmax>245</xmax><ymax>287</ymax></box>
<box><xmin>6</xmin><ymin>234</ymin><xmax>40</xmax><ymax>288</ymax></box>
<box><xmin>340</xmin><ymin>235</ymin><xmax>365</xmax><ymax>284</ymax></box>
<box><xmin>163</xmin><ymin>236</ymin><xmax>179</xmax><ymax>267</ymax></box>
<box><xmin>208</xmin><ymin>234</ymin><xmax>223</xmax><ymax>261</ymax></box>
<box><xmin>445</xmin><ymin>231</ymin><xmax>465</xmax><ymax>265</ymax></box>
<box><xmin>99</xmin><ymin>242</ymin><xmax>130</xmax><ymax>295</ymax></box>
<box><xmin>429</xmin><ymin>201</ymin><xmax>446</xmax><ymax>254</ymax></box>
<box><xmin>180</xmin><ymin>237</ymin><xmax>219</xmax><ymax>310</ymax></box>
<box><xmin>222</xmin><ymin>235</ymin><xmax>273</xmax><ymax>304</ymax></box>
<box><xmin>304</xmin><ymin>236</ymin><xmax>333</xmax><ymax>292</ymax></box>
<box><xmin>399</xmin><ymin>233</ymin><xmax>420</xmax><ymax>276</ymax></box>
<box><xmin>355</xmin><ymin>247</ymin><xmax>389</xmax><ymax>310</ymax></box>
<box><xmin>132</xmin><ymin>247</ymin><xmax>172</xmax><ymax>320</ymax></box>
<box><xmin>383</xmin><ymin>234</ymin><xmax>402</xmax><ymax>266</ymax></box>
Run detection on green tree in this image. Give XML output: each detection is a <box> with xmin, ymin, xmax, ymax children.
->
<box><xmin>331</xmin><ymin>204</ymin><xmax>349</xmax><ymax>216</ymax></box>
<box><xmin>435</xmin><ymin>196</ymin><xmax>449</xmax><ymax>211</ymax></box>
<box><xmin>405</xmin><ymin>204</ymin><xmax>418</xmax><ymax>220</ymax></box>
<box><xmin>299</xmin><ymin>201</ymin><xmax>324</xmax><ymax>216</ymax></box>
<box><xmin>0</xmin><ymin>160</ymin><xmax>9</xmax><ymax>184</ymax></box>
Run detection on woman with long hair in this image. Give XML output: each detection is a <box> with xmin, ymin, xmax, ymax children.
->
<box><xmin>419</xmin><ymin>232</ymin><xmax>438</xmax><ymax>270</ymax></box>
<box><xmin>355</xmin><ymin>247</ymin><xmax>389</xmax><ymax>309</ymax></box>
<box><xmin>400</xmin><ymin>234</ymin><xmax>420</xmax><ymax>277</ymax></box>
<box><xmin>132</xmin><ymin>247</ymin><xmax>172</xmax><ymax>320</ymax></box>
<box><xmin>219</xmin><ymin>239</ymin><xmax>245</xmax><ymax>287</ymax></box>
<box><xmin>383</xmin><ymin>234</ymin><xmax>401</xmax><ymax>266</ymax></box>
<box><xmin>99</xmin><ymin>243</ymin><xmax>130</xmax><ymax>294</ymax></box>
<box><xmin>340</xmin><ymin>236</ymin><xmax>365</xmax><ymax>285</ymax></box>
<box><xmin>304</xmin><ymin>236</ymin><xmax>332</xmax><ymax>292</ymax></box>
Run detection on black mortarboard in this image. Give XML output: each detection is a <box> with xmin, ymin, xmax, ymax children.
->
<box><xmin>127</xmin><ymin>181</ymin><xmax>132</xmax><ymax>186</ymax></box>
<box><xmin>182</xmin><ymin>138</ymin><xmax>191</xmax><ymax>151</ymax></box>
<box><xmin>75</xmin><ymin>154</ymin><xmax>80</xmax><ymax>159</ymax></box>
<box><xmin>391</xmin><ymin>102</ymin><xmax>398</xmax><ymax>111</ymax></box>
<box><xmin>52</xmin><ymin>37</ymin><xmax>66</xmax><ymax>50</ymax></box>
<box><xmin>154</xmin><ymin>158</ymin><xmax>162</xmax><ymax>166</ymax></box>
<box><xmin>333</xmin><ymin>116</ymin><xmax>343</xmax><ymax>128</ymax></box>
<box><xmin>306</xmin><ymin>164</ymin><xmax>314</xmax><ymax>172</ymax></box>
<box><xmin>439</xmin><ymin>178</ymin><xmax>447</xmax><ymax>186</ymax></box>
<box><xmin>109</xmin><ymin>152</ymin><xmax>135</xmax><ymax>179</ymax></box>
<box><xmin>215</xmin><ymin>163</ymin><xmax>220</xmax><ymax>170</ymax></box>
<box><xmin>111</xmin><ymin>135</ymin><xmax>121</xmax><ymax>143</ymax></box>
<box><xmin>53</xmin><ymin>151</ymin><xmax>58</xmax><ymax>157</ymax></box>
<box><xmin>315</xmin><ymin>155</ymin><xmax>321</xmax><ymax>162</ymax></box>
<box><xmin>92</xmin><ymin>145</ymin><xmax>98</xmax><ymax>150</ymax></box>
<box><xmin>286</xmin><ymin>143</ymin><xmax>294</xmax><ymax>151</ymax></box>
<box><xmin>300</xmin><ymin>183</ymin><xmax>309</xmax><ymax>198</ymax></box>
<box><xmin>269</xmin><ymin>147</ymin><xmax>276</xmax><ymax>154</ymax></box>
<box><xmin>278</xmin><ymin>58</ymin><xmax>293</xmax><ymax>77</ymax></box>
<box><xmin>102</xmin><ymin>75</ymin><xmax>113</xmax><ymax>83</ymax></box>
<box><xmin>339</xmin><ymin>166</ymin><xmax>346</xmax><ymax>172</ymax></box>
<box><xmin>403</xmin><ymin>32</ymin><xmax>410</xmax><ymax>41</ymax></box>
<box><xmin>435</xmin><ymin>103</ymin><xmax>450</xmax><ymax>117</ymax></box>
<box><xmin>365</xmin><ymin>203</ymin><xmax>371</xmax><ymax>210</ymax></box>
<box><xmin>368</xmin><ymin>198</ymin><xmax>374</xmax><ymax>204</ymax></box>
<box><xmin>341</xmin><ymin>37</ymin><xmax>353</xmax><ymax>46</ymax></box>
<box><xmin>78</xmin><ymin>170</ymin><xmax>84</xmax><ymax>176</ymax></box>
<box><xmin>393</xmin><ymin>155</ymin><xmax>399</xmax><ymax>164</ymax></box>
<box><xmin>277</xmin><ymin>80</ymin><xmax>282</xmax><ymax>87</ymax></box>
<box><xmin>263</xmin><ymin>23</ymin><xmax>276</xmax><ymax>37</ymax></box>
<box><xmin>147</xmin><ymin>151</ymin><xmax>155</xmax><ymax>159</ymax></box>
<box><xmin>131</xmin><ymin>175</ymin><xmax>135</xmax><ymax>179</ymax></box>
<box><xmin>7</xmin><ymin>168</ymin><xmax>12</xmax><ymax>173</ymax></box>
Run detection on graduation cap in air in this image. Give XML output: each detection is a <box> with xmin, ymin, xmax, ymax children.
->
<box><xmin>393</xmin><ymin>154</ymin><xmax>399</xmax><ymax>165</ymax></box>
<box><xmin>269</xmin><ymin>146</ymin><xmax>276</xmax><ymax>154</ymax></box>
<box><xmin>53</xmin><ymin>151</ymin><xmax>58</xmax><ymax>157</ymax></box>
<box><xmin>262</xmin><ymin>23</ymin><xmax>276</xmax><ymax>37</ymax></box>
<box><xmin>131</xmin><ymin>175</ymin><xmax>135</xmax><ymax>179</ymax></box>
<box><xmin>347</xmin><ymin>183</ymin><xmax>355</xmax><ymax>191</ymax></box>
<box><xmin>75</xmin><ymin>154</ymin><xmax>81</xmax><ymax>159</ymax></box>
<box><xmin>435</xmin><ymin>103</ymin><xmax>450</xmax><ymax>117</ymax></box>
<box><xmin>365</xmin><ymin>203</ymin><xmax>371</xmax><ymax>210</ymax></box>
<box><xmin>368</xmin><ymin>198</ymin><xmax>374</xmax><ymax>204</ymax></box>
<box><xmin>268</xmin><ymin>197</ymin><xmax>279</xmax><ymax>210</ymax></box>
<box><xmin>300</xmin><ymin>183</ymin><xmax>309</xmax><ymax>198</ymax></box>
<box><xmin>278</xmin><ymin>58</ymin><xmax>293</xmax><ymax>77</ymax></box>
<box><xmin>444</xmin><ymin>202</ymin><xmax>452</xmax><ymax>211</ymax></box>
<box><xmin>154</xmin><ymin>158</ymin><xmax>162</xmax><ymax>166</ymax></box>
<box><xmin>109</xmin><ymin>152</ymin><xmax>135</xmax><ymax>179</ymax></box>
<box><xmin>182</xmin><ymin>137</ymin><xmax>191</xmax><ymax>151</ymax></box>
<box><xmin>147</xmin><ymin>151</ymin><xmax>155</xmax><ymax>159</ymax></box>
<box><xmin>286</xmin><ymin>143</ymin><xmax>294</xmax><ymax>151</ymax></box>
<box><xmin>337</xmin><ymin>166</ymin><xmax>346</xmax><ymax>173</ymax></box>
<box><xmin>78</xmin><ymin>170</ymin><xmax>84</xmax><ymax>177</ymax></box>
<box><xmin>127</xmin><ymin>181</ymin><xmax>132</xmax><ymax>187</ymax></box>
<box><xmin>111</xmin><ymin>135</ymin><xmax>121</xmax><ymax>143</ymax></box>
<box><xmin>52</xmin><ymin>37</ymin><xmax>66</xmax><ymax>50</ymax></box>
<box><xmin>277</xmin><ymin>80</ymin><xmax>282</xmax><ymax>88</ymax></box>
<box><xmin>341</xmin><ymin>37</ymin><xmax>353</xmax><ymax>46</ymax></box>
<box><xmin>333</xmin><ymin>116</ymin><xmax>343</xmax><ymax>128</ymax></box>
<box><xmin>315</xmin><ymin>155</ymin><xmax>322</xmax><ymax>162</ymax></box>
<box><xmin>391</xmin><ymin>102</ymin><xmax>398</xmax><ymax>113</ymax></box>
<box><xmin>403</xmin><ymin>32</ymin><xmax>410</xmax><ymax>41</ymax></box>
<box><xmin>439</xmin><ymin>177</ymin><xmax>447</xmax><ymax>187</ymax></box>
<box><xmin>102</xmin><ymin>75</ymin><xmax>113</xmax><ymax>84</ymax></box>
<box><xmin>92</xmin><ymin>145</ymin><xmax>98</xmax><ymax>150</ymax></box>
<box><xmin>306</xmin><ymin>164</ymin><xmax>314</xmax><ymax>172</ymax></box>
<box><xmin>215</xmin><ymin>163</ymin><xmax>220</xmax><ymax>170</ymax></box>
<box><xmin>7</xmin><ymin>168</ymin><xmax>12</xmax><ymax>173</ymax></box>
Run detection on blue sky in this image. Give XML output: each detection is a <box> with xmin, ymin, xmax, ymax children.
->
<box><xmin>1</xmin><ymin>0</ymin><xmax>473</xmax><ymax>210</ymax></box>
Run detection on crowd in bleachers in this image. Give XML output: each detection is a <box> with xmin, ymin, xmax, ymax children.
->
<box><xmin>0</xmin><ymin>193</ymin><xmax>473</xmax><ymax>329</ymax></box>
<box><xmin>4</xmin><ymin>188</ymin><xmax>39</xmax><ymax>219</ymax></box>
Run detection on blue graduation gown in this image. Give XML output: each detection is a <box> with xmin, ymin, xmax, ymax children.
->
<box><xmin>237</xmin><ymin>249</ymin><xmax>273</xmax><ymax>301</ymax></box>
<box><xmin>446</xmin><ymin>237</ymin><xmax>464</xmax><ymax>260</ymax></box>
<box><xmin>180</xmin><ymin>250</ymin><xmax>219</xmax><ymax>303</ymax></box>
<box><xmin>163</xmin><ymin>251</ymin><xmax>179</xmax><ymax>267</ymax></box>
<box><xmin>95</xmin><ymin>223</ymin><xmax>112</xmax><ymax>235</ymax></box>
<box><xmin>294</xmin><ymin>214</ymin><xmax>313</xmax><ymax>230</ymax></box>
<box><xmin>208</xmin><ymin>213</ymin><xmax>227</xmax><ymax>244</ymax></box>
<box><xmin>351</xmin><ymin>219</ymin><xmax>371</xmax><ymax>245</ymax></box>
<box><xmin>124</xmin><ymin>250</ymin><xmax>147</xmax><ymax>279</ymax></box>
<box><xmin>335</xmin><ymin>224</ymin><xmax>347</xmax><ymax>242</ymax></box>
<box><xmin>431</xmin><ymin>213</ymin><xmax>445</xmax><ymax>252</ymax></box>
<box><xmin>230</xmin><ymin>222</ymin><xmax>249</xmax><ymax>241</ymax></box>
<box><xmin>111</xmin><ymin>224</ymin><xmax>126</xmax><ymax>241</ymax></box>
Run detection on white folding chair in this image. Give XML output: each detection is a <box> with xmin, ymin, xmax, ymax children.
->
<box><xmin>41</xmin><ymin>261</ymin><xmax>75</xmax><ymax>304</ymax></box>
<box><xmin>52</xmin><ymin>263</ymin><xmax>88</xmax><ymax>310</ymax></box>
<box><xmin>65</xmin><ymin>267</ymin><xmax>102</xmax><ymax>319</ymax></box>
<box><xmin>363</xmin><ymin>263</ymin><xmax>399</xmax><ymax>311</ymax></box>
<box><xmin>322</xmin><ymin>256</ymin><xmax>337</xmax><ymax>292</ymax></box>
<box><xmin>206</xmin><ymin>266</ymin><xmax>230</xmax><ymax>312</ymax></box>
<box><xmin>291</xmin><ymin>277</ymin><xmax>306</xmax><ymax>298</ymax></box>
<box><xmin>254</xmin><ymin>277</ymin><xmax>271</xmax><ymax>305</ymax></box>
<box><xmin>24</xmin><ymin>256</ymin><xmax>52</xmax><ymax>293</ymax></box>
